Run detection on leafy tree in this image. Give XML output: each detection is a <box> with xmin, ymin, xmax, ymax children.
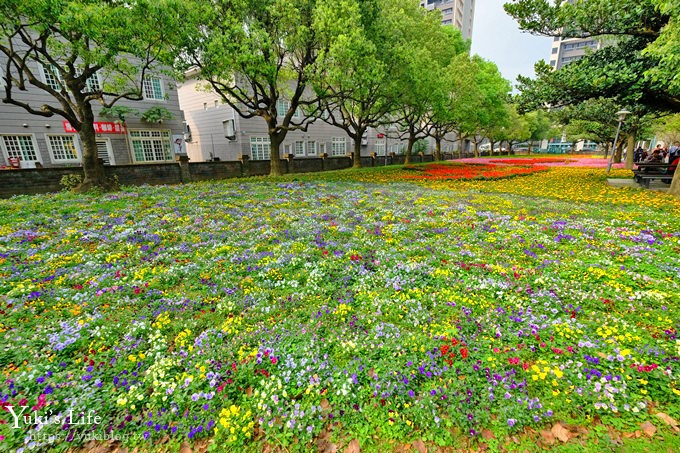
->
<box><xmin>504</xmin><ymin>0</ymin><xmax>680</xmax><ymax>194</ymax></box>
<box><xmin>503</xmin><ymin>105</ymin><xmax>532</xmax><ymax>154</ymax></box>
<box><xmin>392</xmin><ymin>16</ymin><xmax>467</xmax><ymax>165</ymax></box>
<box><xmin>0</xmin><ymin>0</ymin><xmax>187</xmax><ymax>191</ymax></box>
<box><xmin>182</xmin><ymin>0</ymin><xmax>324</xmax><ymax>176</ymax></box>
<box><xmin>428</xmin><ymin>53</ymin><xmax>480</xmax><ymax>160</ymax></box>
<box><xmin>525</xmin><ymin>109</ymin><xmax>553</xmax><ymax>153</ymax></box>
<box><xmin>472</xmin><ymin>57</ymin><xmax>512</xmax><ymax>156</ymax></box>
<box><xmin>312</xmin><ymin>0</ymin><xmax>398</xmax><ymax>167</ymax></box>
<box><xmin>651</xmin><ymin>114</ymin><xmax>680</xmax><ymax>147</ymax></box>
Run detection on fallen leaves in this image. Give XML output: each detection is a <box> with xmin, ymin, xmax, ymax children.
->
<box><xmin>640</xmin><ymin>421</ymin><xmax>657</xmax><ymax>438</ymax></box>
<box><xmin>550</xmin><ymin>423</ymin><xmax>572</xmax><ymax>443</ymax></box>
<box><xmin>656</xmin><ymin>412</ymin><xmax>680</xmax><ymax>432</ymax></box>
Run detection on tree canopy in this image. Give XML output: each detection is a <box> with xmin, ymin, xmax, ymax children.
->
<box><xmin>0</xmin><ymin>0</ymin><xmax>188</xmax><ymax>190</ymax></box>
<box><xmin>504</xmin><ymin>0</ymin><xmax>680</xmax><ymax>194</ymax></box>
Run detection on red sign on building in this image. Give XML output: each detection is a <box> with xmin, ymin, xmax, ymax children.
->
<box><xmin>377</xmin><ymin>133</ymin><xmax>384</xmax><ymax>138</ymax></box>
<box><xmin>63</xmin><ymin>121</ymin><xmax>126</xmax><ymax>134</ymax></box>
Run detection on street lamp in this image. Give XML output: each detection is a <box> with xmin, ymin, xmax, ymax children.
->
<box><xmin>606</xmin><ymin>109</ymin><xmax>631</xmax><ymax>173</ymax></box>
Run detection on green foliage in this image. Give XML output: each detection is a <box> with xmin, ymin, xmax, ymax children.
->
<box><xmin>60</xmin><ymin>173</ymin><xmax>83</xmax><ymax>191</ymax></box>
<box><xmin>504</xmin><ymin>0</ymin><xmax>678</xmax><ymax>113</ymax></box>
<box><xmin>0</xmin><ymin>0</ymin><xmax>191</xmax><ymax>188</ymax></box>
<box><xmin>182</xmin><ymin>0</ymin><xmax>325</xmax><ymax>174</ymax></box>
<box><xmin>413</xmin><ymin>139</ymin><xmax>428</xmax><ymax>154</ymax></box>
<box><xmin>140</xmin><ymin>106</ymin><xmax>175</xmax><ymax>123</ymax></box>
<box><xmin>100</xmin><ymin>106</ymin><xmax>139</xmax><ymax>123</ymax></box>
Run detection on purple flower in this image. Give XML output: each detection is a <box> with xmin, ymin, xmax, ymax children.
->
<box><xmin>508</xmin><ymin>418</ymin><xmax>516</xmax><ymax>427</ymax></box>
<box><xmin>143</xmin><ymin>431</ymin><xmax>150</xmax><ymax>440</ymax></box>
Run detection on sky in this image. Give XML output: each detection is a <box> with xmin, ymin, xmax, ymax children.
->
<box><xmin>470</xmin><ymin>0</ymin><xmax>553</xmax><ymax>88</ymax></box>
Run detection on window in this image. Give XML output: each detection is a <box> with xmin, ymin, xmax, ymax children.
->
<box><xmin>76</xmin><ymin>68</ymin><xmax>101</xmax><ymax>93</ymax></box>
<box><xmin>85</xmin><ymin>73</ymin><xmax>101</xmax><ymax>92</ymax></box>
<box><xmin>277</xmin><ymin>99</ymin><xmax>290</xmax><ymax>117</ymax></box>
<box><xmin>550</xmin><ymin>60</ymin><xmax>556</xmax><ymax>67</ymax></box>
<box><xmin>250</xmin><ymin>137</ymin><xmax>271</xmax><ymax>160</ymax></box>
<box><xmin>1</xmin><ymin>135</ymin><xmax>39</xmax><ymax>162</ymax></box>
<box><xmin>375</xmin><ymin>140</ymin><xmax>386</xmax><ymax>156</ymax></box>
<box><xmin>551</xmin><ymin>47</ymin><xmax>558</xmax><ymax>54</ymax></box>
<box><xmin>331</xmin><ymin>137</ymin><xmax>346</xmax><ymax>156</ymax></box>
<box><xmin>129</xmin><ymin>129</ymin><xmax>172</xmax><ymax>162</ymax></box>
<box><xmin>442</xmin><ymin>19</ymin><xmax>453</xmax><ymax>25</ymax></box>
<box><xmin>294</xmin><ymin>141</ymin><xmax>305</xmax><ymax>156</ymax></box>
<box><xmin>277</xmin><ymin>99</ymin><xmax>301</xmax><ymax>118</ymax></box>
<box><xmin>143</xmin><ymin>77</ymin><xmax>164</xmax><ymax>100</ymax></box>
<box><xmin>42</xmin><ymin>64</ymin><xmax>64</xmax><ymax>91</ymax></box>
<box><xmin>306</xmin><ymin>141</ymin><xmax>316</xmax><ymax>156</ymax></box>
<box><xmin>214</xmin><ymin>100</ymin><xmax>219</xmax><ymax>108</ymax></box>
<box><xmin>442</xmin><ymin>8</ymin><xmax>453</xmax><ymax>14</ymax></box>
<box><xmin>47</xmin><ymin>135</ymin><xmax>79</xmax><ymax>162</ymax></box>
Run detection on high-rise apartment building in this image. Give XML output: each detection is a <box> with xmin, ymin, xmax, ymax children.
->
<box><xmin>421</xmin><ymin>0</ymin><xmax>475</xmax><ymax>41</ymax></box>
<box><xmin>549</xmin><ymin>36</ymin><xmax>601</xmax><ymax>70</ymax></box>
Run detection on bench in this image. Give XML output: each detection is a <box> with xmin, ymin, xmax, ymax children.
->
<box><xmin>632</xmin><ymin>162</ymin><xmax>676</xmax><ymax>187</ymax></box>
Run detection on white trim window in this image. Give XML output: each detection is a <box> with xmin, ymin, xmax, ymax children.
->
<box><xmin>129</xmin><ymin>129</ymin><xmax>172</xmax><ymax>162</ymax></box>
<box><xmin>276</xmin><ymin>99</ymin><xmax>290</xmax><ymax>117</ymax></box>
<box><xmin>375</xmin><ymin>140</ymin><xmax>386</xmax><ymax>156</ymax></box>
<box><xmin>306</xmin><ymin>141</ymin><xmax>316</xmax><ymax>156</ymax></box>
<box><xmin>143</xmin><ymin>77</ymin><xmax>165</xmax><ymax>101</ymax></box>
<box><xmin>331</xmin><ymin>137</ymin><xmax>346</xmax><ymax>156</ymax></box>
<box><xmin>85</xmin><ymin>72</ymin><xmax>101</xmax><ymax>92</ymax></box>
<box><xmin>276</xmin><ymin>99</ymin><xmax>301</xmax><ymax>118</ymax></box>
<box><xmin>42</xmin><ymin>64</ymin><xmax>64</xmax><ymax>91</ymax></box>
<box><xmin>250</xmin><ymin>137</ymin><xmax>271</xmax><ymax>160</ymax></box>
<box><xmin>294</xmin><ymin>141</ymin><xmax>305</xmax><ymax>156</ymax></box>
<box><xmin>1</xmin><ymin>135</ymin><xmax>40</xmax><ymax>162</ymax></box>
<box><xmin>46</xmin><ymin>134</ymin><xmax>80</xmax><ymax>163</ymax></box>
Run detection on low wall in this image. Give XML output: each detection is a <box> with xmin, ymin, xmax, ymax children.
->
<box><xmin>0</xmin><ymin>156</ymin><xmax>350</xmax><ymax>198</ymax></box>
<box><xmin>0</xmin><ymin>154</ymin><xmax>445</xmax><ymax>198</ymax></box>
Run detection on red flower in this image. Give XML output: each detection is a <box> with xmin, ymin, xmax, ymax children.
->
<box><xmin>440</xmin><ymin>344</ymin><xmax>450</xmax><ymax>356</ymax></box>
<box><xmin>460</xmin><ymin>347</ymin><xmax>469</xmax><ymax>359</ymax></box>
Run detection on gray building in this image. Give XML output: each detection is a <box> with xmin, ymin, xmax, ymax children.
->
<box><xmin>421</xmin><ymin>0</ymin><xmax>475</xmax><ymax>41</ymax></box>
<box><xmin>178</xmin><ymin>71</ymin><xmax>410</xmax><ymax>163</ymax></box>
<box><xmin>0</xmin><ymin>59</ymin><xmax>185</xmax><ymax>169</ymax></box>
<box><xmin>549</xmin><ymin>36</ymin><xmax>601</xmax><ymax>70</ymax></box>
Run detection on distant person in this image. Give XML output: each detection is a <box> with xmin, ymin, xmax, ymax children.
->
<box><xmin>644</xmin><ymin>149</ymin><xmax>662</xmax><ymax>163</ymax></box>
<box><xmin>634</xmin><ymin>147</ymin><xmax>644</xmax><ymax>162</ymax></box>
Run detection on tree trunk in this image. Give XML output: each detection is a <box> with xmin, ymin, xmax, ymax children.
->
<box><xmin>76</xmin><ymin>108</ymin><xmax>109</xmax><ymax>192</ymax></box>
<box><xmin>269</xmin><ymin>133</ymin><xmax>284</xmax><ymax>176</ymax></box>
<box><xmin>625</xmin><ymin>134</ymin><xmax>635</xmax><ymax>170</ymax></box>
<box><xmin>435</xmin><ymin>137</ymin><xmax>442</xmax><ymax>161</ymax></box>
<box><xmin>670</xmin><ymin>169</ymin><xmax>680</xmax><ymax>196</ymax></box>
<box><xmin>473</xmin><ymin>142</ymin><xmax>479</xmax><ymax>158</ymax></box>
<box><xmin>489</xmin><ymin>141</ymin><xmax>496</xmax><ymax>156</ymax></box>
<box><xmin>404</xmin><ymin>136</ymin><xmax>415</xmax><ymax>165</ymax></box>
<box><xmin>353</xmin><ymin>135</ymin><xmax>362</xmax><ymax>168</ymax></box>
<box><xmin>613</xmin><ymin>140</ymin><xmax>623</xmax><ymax>164</ymax></box>
<box><xmin>458</xmin><ymin>136</ymin><xmax>464</xmax><ymax>159</ymax></box>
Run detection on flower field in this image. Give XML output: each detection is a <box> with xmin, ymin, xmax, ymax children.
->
<box><xmin>400</xmin><ymin>162</ymin><xmax>549</xmax><ymax>180</ymax></box>
<box><xmin>1</xmin><ymin>164</ymin><xmax>679</xmax><ymax>452</ymax></box>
